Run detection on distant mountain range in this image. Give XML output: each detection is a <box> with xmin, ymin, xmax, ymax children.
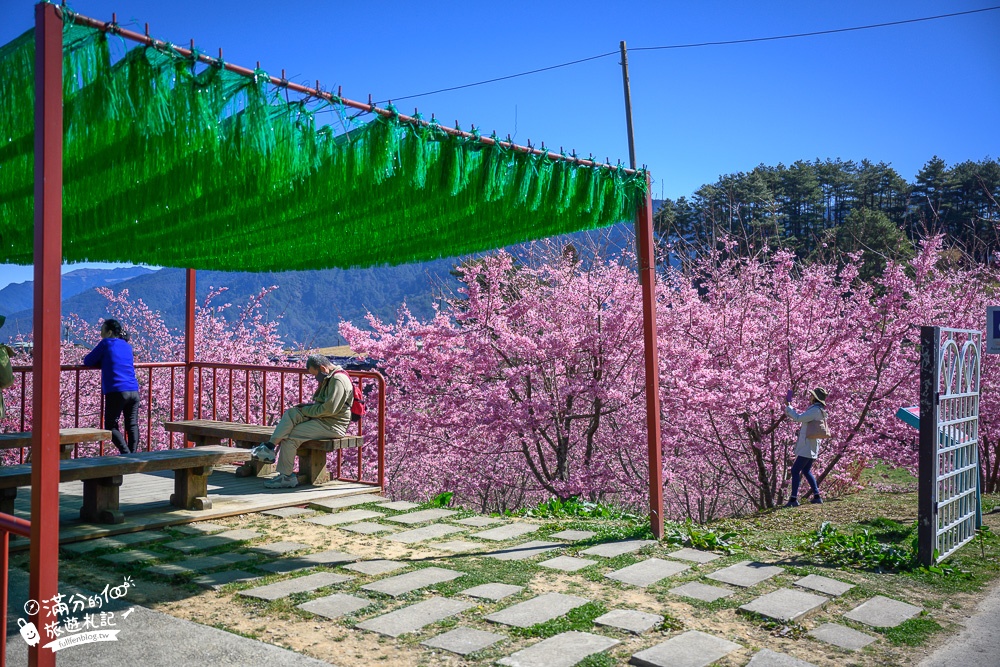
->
<box><xmin>0</xmin><ymin>221</ymin><xmax>641</xmax><ymax>347</ymax></box>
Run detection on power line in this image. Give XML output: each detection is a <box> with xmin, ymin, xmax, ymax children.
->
<box><xmin>631</xmin><ymin>5</ymin><xmax>1000</xmax><ymax>52</ymax></box>
<box><xmin>382</xmin><ymin>5</ymin><xmax>1000</xmax><ymax>104</ymax></box>
<box><xmin>382</xmin><ymin>50</ymin><xmax>618</xmax><ymax>105</ymax></box>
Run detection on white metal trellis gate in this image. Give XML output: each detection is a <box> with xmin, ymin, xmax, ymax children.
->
<box><xmin>918</xmin><ymin>326</ymin><xmax>983</xmax><ymax>565</ymax></box>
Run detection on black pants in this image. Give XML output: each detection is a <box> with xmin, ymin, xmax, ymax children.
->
<box><xmin>104</xmin><ymin>391</ymin><xmax>140</xmax><ymax>454</ymax></box>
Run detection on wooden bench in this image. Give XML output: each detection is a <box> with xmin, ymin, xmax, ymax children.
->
<box><xmin>0</xmin><ymin>428</ymin><xmax>112</xmax><ymax>460</ymax></box>
<box><xmin>0</xmin><ymin>445</ymin><xmax>248</xmax><ymax>524</ymax></box>
<box><xmin>162</xmin><ymin>419</ymin><xmax>363</xmax><ymax>485</ymax></box>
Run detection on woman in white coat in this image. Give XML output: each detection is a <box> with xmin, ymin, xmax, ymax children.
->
<box><xmin>784</xmin><ymin>387</ymin><xmax>828</xmax><ymax>507</ymax></box>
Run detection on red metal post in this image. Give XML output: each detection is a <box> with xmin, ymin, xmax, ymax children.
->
<box><xmin>637</xmin><ymin>180</ymin><xmax>664</xmax><ymax>539</ymax></box>
<box><xmin>30</xmin><ymin>4</ymin><xmax>64</xmax><ymax>665</ymax></box>
<box><xmin>184</xmin><ymin>268</ymin><xmax>196</xmax><ymax>442</ymax></box>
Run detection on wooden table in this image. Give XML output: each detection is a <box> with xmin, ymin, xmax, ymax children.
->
<box><xmin>0</xmin><ymin>428</ymin><xmax>113</xmax><ymax>460</ymax></box>
<box><xmin>162</xmin><ymin>419</ymin><xmax>363</xmax><ymax>485</ymax></box>
<box><xmin>0</xmin><ymin>445</ymin><xmax>249</xmax><ymax>523</ymax></box>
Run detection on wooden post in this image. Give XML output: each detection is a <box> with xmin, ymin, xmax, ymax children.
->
<box><xmin>30</xmin><ymin>4</ymin><xmax>64</xmax><ymax>666</ymax></box>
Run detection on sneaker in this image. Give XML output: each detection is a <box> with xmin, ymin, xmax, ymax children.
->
<box><xmin>784</xmin><ymin>499</ymin><xmax>800</xmax><ymax>508</ymax></box>
<box><xmin>810</xmin><ymin>496</ymin><xmax>823</xmax><ymax>504</ymax></box>
<box><xmin>263</xmin><ymin>473</ymin><xmax>298</xmax><ymax>489</ymax></box>
<box><xmin>251</xmin><ymin>442</ymin><xmax>277</xmax><ymax>463</ymax></box>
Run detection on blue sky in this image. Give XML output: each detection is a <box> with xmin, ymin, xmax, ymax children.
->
<box><xmin>1</xmin><ymin>0</ymin><xmax>998</xmax><ymax>289</ymax></box>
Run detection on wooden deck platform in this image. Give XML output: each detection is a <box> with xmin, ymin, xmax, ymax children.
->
<box><xmin>7</xmin><ymin>465</ymin><xmax>380</xmax><ymax>550</ymax></box>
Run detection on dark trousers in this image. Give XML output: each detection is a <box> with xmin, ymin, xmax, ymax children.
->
<box><xmin>790</xmin><ymin>455</ymin><xmax>820</xmax><ymax>500</ymax></box>
<box><xmin>104</xmin><ymin>391</ymin><xmax>140</xmax><ymax>454</ymax></box>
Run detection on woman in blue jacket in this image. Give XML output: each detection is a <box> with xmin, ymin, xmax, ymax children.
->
<box><xmin>83</xmin><ymin>319</ymin><xmax>140</xmax><ymax>454</ymax></box>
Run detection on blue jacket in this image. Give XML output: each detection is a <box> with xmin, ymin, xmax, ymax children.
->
<box><xmin>83</xmin><ymin>337</ymin><xmax>139</xmax><ymax>394</ymax></box>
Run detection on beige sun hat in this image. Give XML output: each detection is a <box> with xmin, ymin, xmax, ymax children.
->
<box><xmin>810</xmin><ymin>387</ymin><xmax>828</xmax><ymax>406</ymax></box>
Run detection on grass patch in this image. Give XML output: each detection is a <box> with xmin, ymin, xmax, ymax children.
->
<box><xmin>509</xmin><ymin>601</ymin><xmax>607</xmax><ymax>638</ymax></box>
<box><xmin>576</xmin><ymin>652</ymin><xmax>617</xmax><ymax>667</ymax></box>
<box><xmin>878</xmin><ymin>616</ymin><xmax>943</xmax><ymax>646</ymax></box>
<box><xmin>425</xmin><ymin>558</ymin><xmax>537</xmax><ymax>597</ymax></box>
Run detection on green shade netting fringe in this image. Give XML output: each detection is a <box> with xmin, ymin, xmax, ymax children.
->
<box><xmin>0</xmin><ymin>24</ymin><xmax>647</xmax><ymax>271</ymax></box>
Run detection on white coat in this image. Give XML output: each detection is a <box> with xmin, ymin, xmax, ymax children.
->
<box><xmin>785</xmin><ymin>403</ymin><xmax>826</xmax><ymax>459</ymax></box>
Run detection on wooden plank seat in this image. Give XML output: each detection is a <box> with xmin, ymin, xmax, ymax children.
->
<box><xmin>162</xmin><ymin>419</ymin><xmax>363</xmax><ymax>485</ymax></box>
<box><xmin>0</xmin><ymin>428</ymin><xmax>112</xmax><ymax>460</ymax></box>
<box><xmin>0</xmin><ymin>445</ymin><xmax>248</xmax><ymax>524</ymax></box>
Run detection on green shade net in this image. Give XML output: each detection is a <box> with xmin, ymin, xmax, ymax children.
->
<box><xmin>0</xmin><ymin>23</ymin><xmax>647</xmax><ymax>271</ymax></box>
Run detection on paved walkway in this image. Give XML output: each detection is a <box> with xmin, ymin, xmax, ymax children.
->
<box><xmin>10</xmin><ymin>491</ymin><xmax>979</xmax><ymax>666</ymax></box>
<box><xmin>4</xmin><ymin>569</ymin><xmax>335</xmax><ymax>667</ymax></box>
<box><xmin>918</xmin><ymin>580</ymin><xmax>1000</xmax><ymax>667</ymax></box>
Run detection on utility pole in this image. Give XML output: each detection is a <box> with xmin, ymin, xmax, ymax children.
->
<box><xmin>619</xmin><ymin>40</ymin><xmax>664</xmax><ymax>539</ymax></box>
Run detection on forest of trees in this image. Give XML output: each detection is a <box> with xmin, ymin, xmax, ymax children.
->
<box><xmin>655</xmin><ymin>157</ymin><xmax>1000</xmax><ymax>277</ymax></box>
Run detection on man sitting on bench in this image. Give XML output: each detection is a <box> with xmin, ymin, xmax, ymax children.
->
<box><xmin>252</xmin><ymin>355</ymin><xmax>353</xmax><ymax>489</ymax></box>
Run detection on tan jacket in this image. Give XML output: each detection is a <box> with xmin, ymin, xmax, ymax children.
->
<box><xmin>0</xmin><ymin>344</ymin><xmax>14</xmax><ymax>421</ymax></box>
<box><xmin>298</xmin><ymin>366</ymin><xmax>353</xmax><ymax>435</ymax></box>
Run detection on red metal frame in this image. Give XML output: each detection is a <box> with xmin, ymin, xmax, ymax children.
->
<box><xmin>29</xmin><ymin>4</ymin><xmax>62</xmax><ymax>665</ymax></box>
<box><xmin>5</xmin><ymin>362</ymin><xmax>386</xmax><ymax>486</ymax></box>
<box><xmin>183</xmin><ymin>268</ymin><xmax>196</xmax><ymax>430</ymax></box>
<box><xmin>0</xmin><ymin>514</ymin><xmax>32</xmax><ymax>664</ymax></box>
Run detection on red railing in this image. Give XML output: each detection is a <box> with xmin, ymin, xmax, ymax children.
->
<box><xmin>0</xmin><ymin>512</ymin><xmax>31</xmax><ymax>662</ymax></box>
<box><xmin>3</xmin><ymin>361</ymin><xmax>385</xmax><ymax>487</ymax></box>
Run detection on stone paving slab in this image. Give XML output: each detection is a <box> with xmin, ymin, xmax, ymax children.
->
<box><xmin>794</xmin><ymin>574</ymin><xmax>854</xmax><ymax>597</ymax></box>
<box><xmin>594</xmin><ymin>609</ymin><xmax>663</xmax><ymax>634</ymax></box>
<box><xmin>666</xmin><ymin>548</ymin><xmax>721</xmax><ymax>564</ymax></box>
<box><xmin>356</xmin><ymin>597</ymin><xmax>474</xmax><ymax>637</ymax></box>
<box><xmin>192</xmin><ymin>570</ymin><xmax>259</xmax><ymax>590</ymax></box>
<box><xmin>258</xmin><ymin>550</ymin><xmax>360</xmax><ymax>574</ymax></box>
<box><xmin>580</xmin><ymin>539</ymin><xmax>655</xmax><ymax>558</ymax></box>
<box><xmin>377</xmin><ymin>501</ymin><xmax>420</xmax><ymax>511</ymax></box>
<box><xmin>298</xmin><ymin>593</ymin><xmax>372</xmax><ymax>620</ymax></box>
<box><xmin>471</xmin><ymin>523</ymin><xmax>539</xmax><ymax>541</ymax></box>
<box><xmin>538</xmin><ymin>556</ymin><xmax>596</xmax><ymax>572</ymax></box>
<box><xmin>484</xmin><ymin>541</ymin><xmax>562</xmax><ymax>561</ymax></box>
<box><xmin>668</xmin><ymin>581</ymin><xmax>734</xmax><ymax>603</ymax></box>
<box><xmin>342</xmin><ymin>560</ymin><xmax>408</xmax><ymax>576</ymax></box>
<box><xmin>384</xmin><ymin>523</ymin><xmax>466</xmax><ymax>544</ymax></box>
<box><xmin>747</xmin><ymin>648</ymin><xmax>819</xmax><ymax>666</ymax></box>
<box><xmin>385</xmin><ymin>509</ymin><xmax>457</xmax><ymax>524</ymax></box>
<box><xmin>162</xmin><ymin>529</ymin><xmax>261</xmax><ymax>554</ymax></box>
<box><xmin>239</xmin><ymin>572</ymin><xmax>354</xmax><ymax>601</ymax></box>
<box><xmin>360</xmin><ymin>566</ymin><xmax>464</xmax><ymax>597</ymax></box>
<box><xmin>740</xmin><ymin>588</ymin><xmax>828</xmax><ymax>622</ymax></box>
<box><xmin>63</xmin><ymin>531</ymin><xmax>171</xmax><ymax>554</ymax></box>
<box><xmin>428</xmin><ymin>540</ymin><xmax>483</xmax><ymax>553</ymax></box>
<box><xmin>247</xmin><ymin>541</ymin><xmax>311</xmax><ymax>557</ymax></box>
<box><xmin>486</xmin><ymin>593</ymin><xmax>590</xmax><ymax>628</ymax></box>
<box><xmin>261</xmin><ymin>506</ymin><xmax>316</xmax><ymax>518</ymax></box>
<box><xmin>99</xmin><ymin>549</ymin><xmax>162</xmax><ymax>565</ymax></box>
<box><xmin>173</xmin><ymin>522</ymin><xmax>228</xmax><ymax>535</ymax></box>
<box><xmin>605</xmin><ymin>558</ymin><xmax>690</xmax><ymax>587</ymax></box>
<box><xmin>306</xmin><ymin>509</ymin><xmax>384</xmax><ymax>526</ymax></box>
<box><xmin>309</xmin><ymin>494</ymin><xmax>384</xmax><ymax>510</ymax></box>
<box><xmin>844</xmin><ymin>595</ymin><xmax>921</xmax><ymax>628</ymax></box>
<box><xmin>499</xmin><ymin>631</ymin><xmax>619</xmax><ymax>667</ymax></box>
<box><xmin>454</xmin><ymin>516</ymin><xmax>502</xmax><ymax>527</ymax></box>
<box><xmin>460</xmin><ymin>583</ymin><xmax>524</xmax><ymax>601</ymax></box>
<box><xmin>548</xmin><ymin>530</ymin><xmax>596</xmax><ymax>541</ymax></box>
<box><xmin>807</xmin><ymin>623</ymin><xmax>877</xmax><ymax>651</ymax></box>
<box><xmin>146</xmin><ymin>552</ymin><xmax>254</xmax><ymax>577</ymax></box>
<box><xmin>338</xmin><ymin>521</ymin><xmax>396</xmax><ymax>535</ymax></box>
<box><xmin>421</xmin><ymin>626</ymin><xmax>505</xmax><ymax>656</ymax></box>
<box><xmin>629</xmin><ymin>630</ymin><xmax>741</xmax><ymax>667</ymax></box>
<box><xmin>706</xmin><ymin>561</ymin><xmax>784</xmax><ymax>588</ymax></box>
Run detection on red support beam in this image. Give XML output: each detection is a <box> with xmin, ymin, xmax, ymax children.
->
<box><xmin>636</xmin><ymin>179</ymin><xmax>664</xmax><ymax>539</ymax></box>
<box><xmin>30</xmin><ymin>4</ymin><xmax>64</xmax><ymax>665</ymax></box>
<box><xmin>184</xmin><ymin>268</ymin><xmax>196</xmax><ymax>440</ymax></box>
